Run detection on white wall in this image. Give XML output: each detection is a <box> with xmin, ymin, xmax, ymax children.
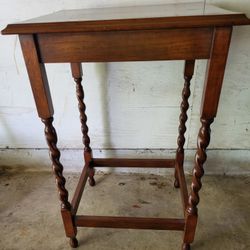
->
<box><xmin>0</xmin><ymin>1</ymin><xmax>250</xmax><ymax>173</ymax></box>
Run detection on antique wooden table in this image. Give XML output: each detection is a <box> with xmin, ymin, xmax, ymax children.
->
<box><xmin>2</xmin><ymin>2</ymin><xmax>250</xmax><ymax>249</ymax></box>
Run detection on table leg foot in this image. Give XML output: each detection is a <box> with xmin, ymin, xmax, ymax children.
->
<box><xmin>70</xmin><ymin>237</ymin><xmax>78</xmax><ymax>248</ymax></box>
<box><xmin>88</xmin><ymin>167</ymin><xmax>95</xmax><ymax>186</ymax></box>
<box><xmin>182</xmin><ymin>243</ymin><xmax>190</xmax><ymax>250</ymax></box>
<box><xmin>174</xmin><ymin>178</ymin><xmax>180</xmax><ymax>188</ymax></box>
<box><xmin>88</xmin><ymin>177</ymin><xmax>96</xmax><ymax>186</ymax></box>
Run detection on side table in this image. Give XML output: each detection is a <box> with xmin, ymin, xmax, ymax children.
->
<box><xmin>2</xmin><ymin>2</ymin><xmax>250</xmax><ymax>249</ymax></box>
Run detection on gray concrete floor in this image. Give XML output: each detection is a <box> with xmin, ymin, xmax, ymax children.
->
<box><xmin>0</xmin><ymin>166</ymin><xmax>249</xmax><ymax>250</ymax></box>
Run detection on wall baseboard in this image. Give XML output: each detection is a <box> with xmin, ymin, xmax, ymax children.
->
<box><xmin>0</xmin><ymin>149</ymin><xmax>249</xmax><ymax>176</ymax></box>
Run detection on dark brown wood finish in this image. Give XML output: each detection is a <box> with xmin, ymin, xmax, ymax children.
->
<box><xmin>3</xmin><ymin>15</ymin><xmax>250</xmax><ymax>35</ymax></box>
<box><xmin>201</xmin><ymin>27</ymin><xmax>233</xmax><ymax>119</ymax></box>
<box><xmin>174</xmin><ymin>60</ymin><xmax>195</xmax><ymax>213</ymax></box>
<box><xmin>71</xmin><ymin>63</ymin><xmax>91</xmax><ymax>156</ymax></box>
<box><xmin>19</xmin><ymin>35</ymin><xmax>53</xmax><ymax>118</ymax></box>
<box><xmin>71</xmin><ymin>164</ymin><xmax>89</xmax><ymax>215</ymax></box>
<box><xmin>41</xmin><ymin>117</ymin><xmax>71</xmax><ymax>210</ymax></box>
<box><xmin>183</xmin><ymin>26</ymin><xmax>233</xmax><ymax>249</ymax></box>
<box><xmin>19</xmin><ymin>34</ymin><xmax>78</xmax><ymax>247</ymax></box>
<box><xmin>2</xmin><ymin>2</ymin><xmax>249</xmax><ymax>250</ymax></box>
<box><xmin>71</xmin><ymin>63</ymin><xmax>95</xmax><ymax>186</ymax></box>
<box><xmin>2</xmin><ymin>3</ymin><xmax>250</xmax><ymax>35</ymax></box>
<box><xmin>174</xmin><ymin>60</ymin><xmax>195</xmax><ymax>186</ymax></box>
<box><xmin>41</xmin><ymin>117</ymin><xmax>78</xmax><ymax>247</ymax></box>
<box><xmin>92</xmin><ymin>158</ymin><xmax>175</xmax><ymax>168</ymax></box>
<box><xmin>75</xmin><ymin>216</ymin><xmax>185</xmax><ymax>231</ymax></box>
<box><xmin>37</xmin><ymin>28</ymin><xmax>213</xmax><ymax>63</ymax></box>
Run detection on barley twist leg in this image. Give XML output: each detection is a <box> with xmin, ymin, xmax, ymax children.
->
<box><xmin>42</xmin><ymin>117</ymin><xmax>71</xmax><ymax>210</ymax></box>
<box><xmin>175</xmin><ymin>60</ymin><xmax>195</xmax><ymax>188</ymax></box>
<box><xmin>72</xmin><ymin>63</ymin><xmax>95</xmax><ymax>186</ymax></box>
<box><xmin>187</xmin><ymin>118</ymin><xmax>213</xmax><ymax>215</ymax></box>
<box><xmin>42</xmin><ymin>117</ymin><xmax>78</xmax><ymax>247</ymax></box>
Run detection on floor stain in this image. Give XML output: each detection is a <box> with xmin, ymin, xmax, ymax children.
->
<box><xmin>132</xmin><ymin>204</ymin><xmax>141</xmax><ymax>208</ymax></box>
<box><xmin>149</xmin><ymin>182</ymin><xmax>167</xmax><ymax>189</ymax></box>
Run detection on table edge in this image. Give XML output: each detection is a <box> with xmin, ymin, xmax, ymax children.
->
<box><xmin>2</xmin><ymin>14</ymin><xmax>250</xmax><ymax>35</ymax></box>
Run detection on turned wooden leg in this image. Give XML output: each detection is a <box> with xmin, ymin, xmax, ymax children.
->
<box><xmin>175</xmin><ymin>60</ymin><xmax>195</xmax><ymax>188</ymax></box>
<box><xmin>71</xmin><ymin>63</ymin><xmax>95</xmax><ymax>186</ymax></box>
<box><xmin>183</xmin><ymin>27</ymin><xmax>232</xmax><ymax>248</ymax></box>
<box><xmin>183</xmin><ymin>118</ymin><xmax>213</xmax><ymax>248</ymax></box>
<box><xmin>42</xmin><ymin>117</ymin><xmax>71</xmax><ymax>210</ymax></box>
<box><xmin>19</xmin><ymin>35</ymin><xmax>78</xmax><ymax>246</ymax></box>
<box><xmin>188</xmin><ymin>118</ymin><xmax>213</xmax><ymax>214</ymax></box>
<box><xmin>42</xmin><ymin>117</ymin><xmax>78</xmax><ymax>246</ymax></box>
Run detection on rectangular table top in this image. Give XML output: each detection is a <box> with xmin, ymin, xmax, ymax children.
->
<box><xmin>2</xmin><ymin>2</ymin><xmax>250</xmax><ymax>34</ymax></box>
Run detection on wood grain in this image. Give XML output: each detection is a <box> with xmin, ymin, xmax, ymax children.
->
<box><xmin>201</xmin><ymin>27</ymin><xmax>233</xmax><ymax>119</ymax></box>
<box><xmin>71</xmin><ymin>164</ymin><xmax>89</xmax><ymax>215</ymax></box>
<box><xmin>92</xmin><ymin>158</ymin><xmax>175</xmax><ymax>168</ymax></box>
<box><xmin>183</xmin><ymin>26</ymin><xmax>233</xmax><ymax>247</ymax></box>
<box><xmin>19</xmin><ymin>35</ymin><xmax>53</xmax><ymax>118</ymax></box>
<box><xmin>2</xmin><ymin>3</ymin><xmax>250</xmax><ymax>34</ymax></box>
<box><xmin>75</xmin><ymin>215</ymin><xmax>185</xmax><ymax>230</ymax></box>
<box><xmin>37</xmin><ymin>28</ymin><xmax>213</xmax><ymax>63</ymax></box>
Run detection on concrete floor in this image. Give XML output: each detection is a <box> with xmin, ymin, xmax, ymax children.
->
<box><xmin>0</xmin><ymin>166</ymin><xmax>249</xmax><ymax>250</ymax></box>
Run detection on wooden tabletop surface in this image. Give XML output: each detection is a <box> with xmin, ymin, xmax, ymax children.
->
<box><xmin>2</xmin><ymin>2</ymin><xmax>250</xmax><ymax>34</ymax></box>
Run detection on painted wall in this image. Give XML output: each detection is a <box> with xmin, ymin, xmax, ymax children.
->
<box><xmin>0</xmin><ymin>1</ymin><xmax>250</xmax><ymax>173</ymax></box>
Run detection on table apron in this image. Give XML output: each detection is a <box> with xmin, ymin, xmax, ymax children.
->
<box><xmin>36</xmin><ymin>27</ymin><xmax>213</xmax><ymax>63</ymax></box>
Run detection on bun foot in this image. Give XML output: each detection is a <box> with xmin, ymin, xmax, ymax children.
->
<box><xmin>88</xmin><ymin>177</ymin><xmax>96</xmax><ymax>186</ymax></box>
<box><xmin>70</xmin><ymin>237</ymin><xmax>78</xmax><ymax>248</ymax></box>
<box><xmin>182</xmin><ymin>243</ymin><xmax>191</xmax><ymax>250</ymax></box>
<box><xmin>174</xmin><ymin>179</ymin><xmax>180</xmax><ymax>188</ymax></box>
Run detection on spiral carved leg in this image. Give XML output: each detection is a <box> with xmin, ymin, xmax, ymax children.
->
<box><xmin>73</xmin><ymin>75</ymin><xmax>91</xmax><ymax>153</ymax></box>
<box><xmin>42</xmin><ymin>117</ymin><xmax>77</xmax><ymax>244</ymax></box>
<box><xmin>182</xmin><ymin>243</ymin><xmax>191</xmax><ymax>250</ymax></box>
<box><xmin>175</xmin><ymin>60</ymin><xmax>195</xmax><ymax>188</ymax></box>
<box><xmin>187</xmin><ymin>118</ymin><xmax>214</xmax><ymax>216</ymax></box>
<box><xmin>70</xmin><ymin>237</ymin><xmax>78</xmax><ymax>248</ymax></box>
<box><xmin>42</xmin><ymin>117</ymin><xmax>71</xmax><ymax>210</ymax></box>
<box><xmin>182</xmin><ymin>119</ymin><xmax>214</xmax><ymax>250</ymax></box>
<box><xmin>72</xmin><ymin>64</ymin><xmax>95</xmax><ymax>187</ymax></box>
<box><xmin>88</xmin><ymin>167</ymin><xmax>96</xmax><ymax>186</ymax></box>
